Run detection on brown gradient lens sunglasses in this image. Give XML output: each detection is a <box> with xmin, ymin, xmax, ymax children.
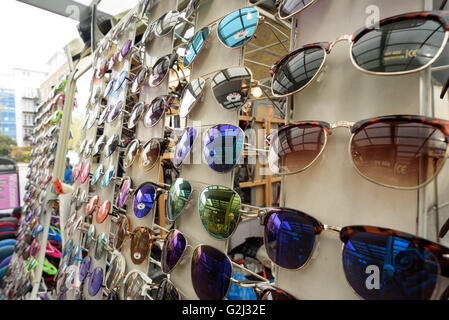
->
<box><xmin>268</xmin><ymin>115</ymin><xmax>449</xmax><ymax>189</ymax></box>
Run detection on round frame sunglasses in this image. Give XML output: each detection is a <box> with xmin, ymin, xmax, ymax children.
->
<box><xmin>270</xmin><ymin>10</ymin><xmax>449</xmax><ymax>97</ymax></box>
<box><xmin>267</xmin><ymin>115</ymin><xmax>449</xmax><ymax>189</ymax></box>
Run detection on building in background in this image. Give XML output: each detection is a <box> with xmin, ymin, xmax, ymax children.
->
<box><xmin>0</xmin><ymin>87</ymin><xmax>16</xmax><ymax>140</ymax></box>
<box><xmin>40</xmin><ymin>51</ymin><xmax>70</xmax><ymax>101</ymax></box>
<box><xmin>13</xmin><ymin>68</ymin><xmax>48</xmax><ymax>146</ymax></box>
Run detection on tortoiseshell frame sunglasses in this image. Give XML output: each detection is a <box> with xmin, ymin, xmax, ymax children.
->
<box><xmin>258</xmin><ymin>207</ymin><xmax>449</xmax><ymax>300</ymax></box>
<box><xmin>270</xmin><ymin>11</ymin><xmax>449</xmax><ymax>98</ymax></box>
<box><xmin>267</xmin><ymin>115</ymin><xmax>449</xmax><ymax>189</ymax></box>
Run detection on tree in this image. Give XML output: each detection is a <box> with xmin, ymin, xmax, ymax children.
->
<box><xmin>0</xmin><ymin>134</ymin><xmax>17</xmax><ymax>156</ymax></box>
<box><xmin>10</xmin><ymin>145</ymin><xmax>31</xmax><ymax>163</ymax></box>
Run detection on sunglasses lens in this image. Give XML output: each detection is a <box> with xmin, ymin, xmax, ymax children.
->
<box><xmin>116</xmin><ymin>178</ymin><xmax>131</xmax><ymax>208</ymax></box>
<box><xmin>352</xmin><ymin>18</ymin><xmax>446</xmax><ymax>74</ymax></box>
<box><xmin>106</xmin><ymin>258</ymin><xmax>120</xmax><ymax>290</ymax></box>
<box><xmin>264</xmin><ymin>210</ymin><xmax>318</xmax><ymax>269</ymax></box>
<box><xmin>149</xmin><ymin>55</ymin><xmax>170</xmax><ymax>87</ymax></box>
<box><xmin>107</xmin><ymin>101</ymin><xmax>123</xmax><ymax>123</ymax></box>
<box><xmin>174</xmin><ymin>127</ymin><xmax>197</xmax><ymax>168</ymax></box>
<box><xmin>156</xmin><ymin>279</ymin><xmax>180</xmax><ymax>300</ymax></box>
<box><xmin>155</xmin><ymin>10</ymin><xmax>180</xmax><ymax>37</ymax></box>
<box><xmin>167</xmin><ymin>178</ymin><xmax>192</xmax><ymax>221</ymax></box>
<box><xmin>30</xmin><ymin>243</ymin><xmax>38</xmax><ymax>257</ymax></box>
<box><xmin>191</xmin><ymin>245</ymin><xmax>232</xmax><ymax>300</ymax></box>
<box><xmin>144</xmin><ymin>97</ymin><xmax>166</xmax><ymax>127</ymax></box>
<box><xmin>341</xmin><ymin>227</ymin><xmax>439</xmax><ymax>300</ymax></box>
<box><xmin>183</xmin><ymin>27</ymin><xmax>210</xmax><ymax>68</ymax></box>
<box><xmin>105</xmin><ymin>135</ymin><xmax>119</xmax><ymax>158</ymax></box>
<box><xmin>130</xmin><ymin>228</ymin><xmax>151</xmax><ymax>265</ymax></box>
<box><xmin>124</xmin><ymin>140</ymin><xmax>140</xmax><ymax>168</ymax></box>
<box><xmin>96</xmin><ymin>201</ymin><xmax>110</xmax><ymax>224</ymax></box>
<box><xmin>351</xmin><ymin>120</ymin><xmax>447</xmax><ymax>188</ymax></box>
<box><xmin>88</xmin><ymin>267</ymin><xmax>103</xmax><ymax>296</ymax></box>
<box><xmin>128</xmin><ymin>102</ymin><xmax>145</xmax><ymax>129</ymax></box>
<box><xmin>198</xmin><ymin>186</ymin><xmax>241</xmax><ymax>239</ymax></box>
<box><xmin>95</xmin><ymin>233</ymin><xmax>107</xmax><ymax>260</ymax></box>
<box><xmin>272</xmin><ymin>46</ymin><xmax>325</xmax><ymax>97</ymax></box>
<box><xmin>98</xmin><ymin>105</ymin><xmax>111</xmax><ymax>126</ymax></box>
<box><xmin>86</xmin><ymin>224</ymin><xmax>95</xmax><ymax>248</ymax></box>
<box><xmin>217</xmin><ymin>7</ymin><xmax>258</xmax><ymax>48</ymax></box>
<box><xmin>114</xmin><ymin>216</ymin><xmax>129</xmax><ymax>250</ymax></box>
<box><xmin>203</xmin><ymin>124</ymin><xmax>244</xmax><ymax>173</ymax></box>
<box><xmin>269</xmin><ymin>124</ymin><xmax>326</xmax><ymax>174</ymax></box>
<box><xmin>162</xmin><ymin>230</ymin><xmax>186</xmax><ymax>273</ymax></box>
<box><xmin>133</xmin><ymin>183</ymin><xmax>156</xmax><ymax>218</ymax></box>
<box><xmin>279</xmin><ymin>0</ymin><xmax>314</xmax><ymax>19</ymax></box>
<box><xmin>179</xmin><ymin>78</ymin><xmax>206</xmax><ymax>118</ymax></box>
<box><xmin>141</xmin><ymin>139</ymin><xmax>160</xmax><ymax>169</ymax></box>
<box><xmin>212</xmin><ymin>67</ymin><xmax>251</xmax><ymax>110</ymax></box>
<box><xmin>93</xmin><ymin>135</ymin><xmax>106</xmax><ymax>156</ymax></box>
<box><xmin>90</xmin><ymin>165</ymin><xmax>103</xmax><ymax>185</ymax></box>
<box><xmin>85</xmin><ymin>195</ymin><xmax>99</xmax><ymax>215</ymax></box>
<box><xmin>79</xmin><ymin>163</ymin><xmax>90</xmax><ymax>184</ymax></box>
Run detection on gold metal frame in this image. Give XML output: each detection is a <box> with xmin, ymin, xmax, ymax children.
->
<box><xmin>278</xmin><ymin>0</ymin><xmax>319</xmax><ymax>20</ymax></box>
<box><xmin>270</xmin><ymin>121</ymin><xmax>449</xmax><ymax>190</ymax></box>
<box><xmin>271</xmin><ymin>29</ymin><xmax>449</xmax><ymax>98</ymax></box>
<box><xmin>160</xmin><ymin>230</ymin><xmax>269</xmax><ymax>300</ymax></box>
<box><xmin>260</xmin><ymin>209</ymin><xmax>447</xmax><ymax>300</ymax></box>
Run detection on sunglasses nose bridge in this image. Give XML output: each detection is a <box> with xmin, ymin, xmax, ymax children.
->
<box><xmin>323</xmin><ymin>224</ymin><xmax>341</xmax><ymax>233</ymax></box>
<box><xmin>329</xmin><ymin>121</ymin><xmax>355</xmax><ymax>132</ymax></box>
<box><xmin>328</xmin><ymin>34</ymin><xmax>352</xmax><ymax>53</ymax></box>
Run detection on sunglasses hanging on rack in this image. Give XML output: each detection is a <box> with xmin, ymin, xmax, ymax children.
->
<box><xmin>271</xmin><ymin>10</ymin><xmax>449</xmax><ymax>97</ymax></box>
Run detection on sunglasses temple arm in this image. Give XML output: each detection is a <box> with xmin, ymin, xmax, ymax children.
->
<box><xmin>257</xmin><ymin>85</ymin><xmax>285</xmax><ymax>118</ymax></box>
<box><xmin>262</xmin><ymin>22</ymin><xmax>290</xmax><ymax>53</ymax></box>
<box><xmin>439</xmin><ymin>284</ymin><xmax>449</xmax><ymax>300</ymax></box>
<box><xmin>440</xmin><ymin>77</ymin><xmax>449</xmax><ymax>99</ymax></box>
<box><xmin>230</xmin><ymin>261</ymin><xmax>270</xmax><ymax>284</ymax></box>
<box><xmin>439</xmin><ymin>217</ymin><xmax>449</xmax><ymax>238</ymax></box>
<box><xmin>440</xmin><ymin>0</ymin><xmax>448</xmax><ymax>9</ymax></box>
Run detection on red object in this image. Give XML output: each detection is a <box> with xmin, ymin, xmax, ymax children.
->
<box><xmin>54</xmin><ymin>178</ymin><xmax>64</xmax><ymax>194</ymax></box>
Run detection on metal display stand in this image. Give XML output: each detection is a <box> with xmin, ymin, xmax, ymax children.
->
<box><xmin>277</xmin><ymin>0</ymin><xmax>449</xmax><ymax>299</ymax></box>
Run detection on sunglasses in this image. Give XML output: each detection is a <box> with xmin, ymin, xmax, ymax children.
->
<box><xmin>85</xmin><ymin>224</ymin><xmax>96</xmax><ymax>248</ymax></box>
<box><xmin>143</xmin><ymin>95</ymin><xmax>176</xmax><ymax>127</ymax></box>
<box><xmin>179</xmin><ymin>66</ymin><xmax>254</xmax><ymax>117</ymax></box>
<box><xmin>112</xmin><ymin>215</ymin><xmax>162</xmax><ymax>265</ymax></box>
<box><xmin>90</xmin><ymin>165</ymin><xmax>103</xmax><ymax>185</ymax></box>
<box><xmin>267</xmin><ymin>115</ymin><xmax>449</xmax><ymax>189</ymax></box>
<box><xmin>148</xmin><ymin>53</ymin><xmax>184</xmax><ymax>88</ymax></box>
<box><xmin>84</xmin><ymin>264</ymin><xmax>104</xmax><ymax>298</ymax></box>
<box><xmin>94</xmin><ymin>233</ymin><xmax>110</xmax><ymax>260</ymax></box>
<box><xmin>58</xmin><ymin>265</ymin><xmax>81</xmax><ymax>296</ymax></box>
<box><xmin>167</xmin><ymin>182</ymin><xmax>250</xmax><ymax>240</ymax></box>
<box><xmin>122</xmin><ymin>269</ymin><xmax>181</xmax><ymax>300</ymax></box>
<box><xmin>161</xmin><ymin>230</ymin><xmax>269</xmax><ymax>300</ymax></box>
<box><xmin>123</xmin><ymin>138</ymin><xmax>169</xmax><ymax>170</ymax></box>
<box><xmin>101</xmin><ymin>166</ymin><xmax>116</xmax><ymax>188</ymax></box>
<box><xmin>183</xmin><ymin>7</ymin><xmax>283</xmax><ymax>68</ymax></box>
<box><xmin>25</xmin><ymin>257</ymin><xmax>57</xmax><ymax>275</ymax></box>
<box><xmin>142</xmin><ymin>10</ymin><xmax>181</xmax><ymax>44</ymax></box>
<box><xmin>173</xmin><ymin>124</ymin><xmax>245</xmax><ymax>173</ymax></box>
<box><xmin>281</xmin><ymin>0</ymin><xmax>449</xmax><ymax>20</ymax></box>
<box><xmin>127</xmin><ymin>101</ymin><xmax>146</xmax><ymax>129</ymax></box>
<box><xmin>104</xmin><ymin>251</ymin><xmax>126</xmax><ymax>294</ymax></box>
<box><xmin>132</xmin><ymin>181</ymin><xmax>168</xmax><ymax>219</ymax></box>
<box><xmin>270</xmin><ymin>10</ymin><xmax>449</xmax><ymax>97</ymax></box>
<box><xmin>258</xmin><ymin>207</ymin><xmax>449</xmax><ymax>300</ymax></box>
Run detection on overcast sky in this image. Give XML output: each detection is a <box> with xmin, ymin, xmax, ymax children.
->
<box><xmin>0</xmin><ymin>0</ymin><xmax>139</xmax><ymax>74</ymax></box>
